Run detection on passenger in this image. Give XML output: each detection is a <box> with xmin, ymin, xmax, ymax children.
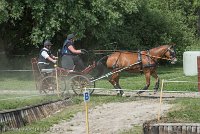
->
<box><xmin>38</xmin><ymin>40</ymin><xmax>57</xmax><ymax>71</ymax></box>
<box><xmin>61</xmin><ymin>33</ymin><xmax>87</xmax><ymax>71</ymax></box>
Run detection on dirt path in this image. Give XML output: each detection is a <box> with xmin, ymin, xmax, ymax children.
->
<box><xmin>44</xmin><ymin>99</ymin><xmax>172</xmax><ymax>134</ymax></box>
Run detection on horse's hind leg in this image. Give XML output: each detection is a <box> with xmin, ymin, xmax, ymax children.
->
<box><xmin>137</xmin><ymin>71</ymin><xmax>150</xmax><ymax>94</ymax></box>
<box><xmin>151</xmin><ymin>71</ymin><xmax>160</xmax><ymax>93</ymax></box>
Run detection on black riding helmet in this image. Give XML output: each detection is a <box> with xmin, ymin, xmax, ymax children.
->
<box><xmin>44</xmin><ymin>40</ymin><xmax>53</xmax><ymax>46</ymax></box>
<box><xmin>67</xmin><ymin>33</ymin><xmax>76</xmax><ymax>40</ymax></box>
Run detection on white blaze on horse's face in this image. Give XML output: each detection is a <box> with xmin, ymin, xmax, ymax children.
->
<box><xmin>171</xmin><ymin>57</ymin><xmax>177</xmax><ymax>64</ymax></box>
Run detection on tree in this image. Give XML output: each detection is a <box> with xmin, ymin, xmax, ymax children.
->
<box><xmin>0</xmin><ymin>0</ymin><xmax>138</xmax><ymax>54</ymax></box>
<box><xmin>102</xmin><ymin>0</ymin><xmax>197</xmax><ymax>56</ymax></box>
<box><xmin>0</xmin><ymin>0</ymin><xmax>199</xmax><ymax>57</ymax></box>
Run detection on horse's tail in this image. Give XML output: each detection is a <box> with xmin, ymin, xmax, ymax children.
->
<box><xmin>95</xmin><ymin>55</ymin><xmax>109</xmax><ymax>78</ymax></box>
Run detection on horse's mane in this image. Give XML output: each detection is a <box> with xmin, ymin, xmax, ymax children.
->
<box><xmin>150</xmin><ymin>45</ymin><xmax>169</xmax><ymax>51</ymax></box>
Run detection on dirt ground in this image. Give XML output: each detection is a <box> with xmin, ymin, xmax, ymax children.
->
<box><xmin>44</xmin><ymin>98</ymin><xmax>172</xmax><ymax>134</ymax></box>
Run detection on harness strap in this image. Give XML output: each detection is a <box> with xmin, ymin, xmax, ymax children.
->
<box><xmin>143</xmin><ymin>64</ymin><xmax>157</xmax><ymax>68</ymax></box>
<box><xmin>141</xmin><ymin>50</ymin><xmax>157</xmax><ymax>69</ymax></box>
<box><xmin>137</xmin><ymin>50</ymin><xmax>142</xmax><ymax>62</ymax></box>
<box><xmin>137</xmin><ymin>50</ymin><xmax>143</xmax><ymax>72</ymax></box>
<box><xmin>112</xmin><ymin>52</ymin><xmax>121</xmax><ymax>69</ymax></box>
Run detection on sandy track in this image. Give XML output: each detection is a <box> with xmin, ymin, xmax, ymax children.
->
<box><xmin>44</xmin><ymin>99</ymin><xmax>172</xmax><ymax>134</ymax></box>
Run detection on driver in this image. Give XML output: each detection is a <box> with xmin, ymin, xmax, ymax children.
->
<box><xmin>61</xmin><ymin>33</ymin><xmax>87</xmax><ymax>71</ymax></box>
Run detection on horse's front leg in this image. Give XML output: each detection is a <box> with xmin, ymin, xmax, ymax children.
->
<box><xmin>109</xmin><ymin>72</ymin><xmax>124</xmax><ymax>96</ymax></box>
<box><xmin>151</xmin><ymin>71</ymin><xmax>160</xmax><ymax>93</ymax></box>
<box><xmin>137</xmin><ymin>71</ymin><xmax>150</xmax><ymax>94</ymax></box>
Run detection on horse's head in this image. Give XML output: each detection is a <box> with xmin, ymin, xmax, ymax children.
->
<box><xmin>163</xmin><ymin>43</ymin><xmax>177</xmax><ymax>64</ymax></box>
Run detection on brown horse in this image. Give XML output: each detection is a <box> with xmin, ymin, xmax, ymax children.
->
<box><xmin>96</xmin><ymin>43</ymin><xmax>177</xmax><ymax>95</ymax></box>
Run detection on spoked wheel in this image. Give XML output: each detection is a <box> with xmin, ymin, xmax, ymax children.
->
<box><xmin>34</xmin><ymin>76</ymin><xmax>43</xmax><ymax>91</ymax></box>
<box><xmin>68</xmin><ymin>75</ymin><xmax>95</xmax><ymax>95</ymax></box>
<box><xmin>39</xmin><ymin>76</ymin><xmax>66</xmax><ymax>96</ymax></box>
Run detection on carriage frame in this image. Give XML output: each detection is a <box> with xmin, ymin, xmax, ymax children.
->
<box><xmin>31</xmin><ymin>58</ymin><xmax>96</xmax><ymax>97</ymax></box>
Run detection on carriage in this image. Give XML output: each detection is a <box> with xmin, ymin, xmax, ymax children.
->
<box><xmin>31</xmin><ymin>44</ymin><xmax>177</xmax><ymax>97</ymax></box>
<box><xmin>31</xmin><ymin>57</ymin><xmax>96</xmax><ymax>97</ymax></box>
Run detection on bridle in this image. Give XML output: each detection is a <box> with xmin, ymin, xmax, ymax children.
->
<box><xmin>140</xmin><ymin>45</ymin><xmax>176</xmax><ymax>61</ymax></box>
<box><xmin>160</xmin><ymin>45</ymin><xmax>176</xmax><ymax>61</ymax></box>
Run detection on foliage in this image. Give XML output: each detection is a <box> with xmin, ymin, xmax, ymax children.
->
<box><xmin>0</xmin><ymin>0</ymin><xmax>199</xmax><ymax>57</ymax></box>
<box><xmin>105</xmin><ymin>0</ymin><xmax>197</xmax><ymax>54</ymax></box>
<box><xmin>0</xmin><ymin>0</ymin><xmax>138</xmax><ymax>48</ymax></box>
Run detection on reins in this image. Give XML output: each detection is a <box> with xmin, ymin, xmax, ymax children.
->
<box><xmin>141</xmin><ymin>53</ymin><xmax>173</xmax><ymax>61</ymax></box>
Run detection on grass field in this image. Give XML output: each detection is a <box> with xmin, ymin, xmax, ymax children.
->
<box><xmin>95</xmin><ymin>64</ymin><xmax>198</xmax><ymax>92</ymax></box>
<box><xmin>0</xmin><ymin>65</ymin><xmax>200</xmax><ymax>134</ymax></box>
<box><xmin>0</xmin><ymin>65</ymin><xmax>198</xmax><ymax>110</ymax></box>
<box><xmin>0</xmin><ymin>71</ymin><xmax>63</xmax><ymax>110</ymax></box>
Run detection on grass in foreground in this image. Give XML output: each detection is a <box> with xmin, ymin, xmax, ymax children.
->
<box><xmin>120</xmin><ymin>125</ymin><xmax>143</xmax><ymax>134</ymax></box>
<box><xmin>0</xmin><ymin>95</ymin><xmax>61</xmax><ymax>111</ymax></box>
<box><xmin>2</xmin><ymin>96</ymin><xmax>200</xmax><ymax>134</ymax></box>
<box><xmin>2</xmin><ymin>95</ymin><xmax>130</xmax><ymax>134</ymax></box>
<box><xmin>119</xmin><ymin>98</ymin><xmax>200</xmax><ymax>134</ymax></box>
<box><xmin>163</xmin><ymin>98</ymin><xmax>200</xmax><ymax>123</ymax></box>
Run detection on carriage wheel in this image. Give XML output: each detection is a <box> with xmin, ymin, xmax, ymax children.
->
<box><xmin>39</xmin><ymin>76</ymin><xmax>66</xmax><ymax>96</ymax></box>
<box><xmin>68</xmin><ymin>75</ymin><xmax>95</xmax><ymax>95</ymax></box>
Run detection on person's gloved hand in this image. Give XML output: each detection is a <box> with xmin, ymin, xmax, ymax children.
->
<box><xmin>80</xmin><ymin>49</ymin><xmax>88</xmax><ymax>54</ymax></box>
<box><xmin>52</xmin><ymin>60</ymin><xmax>57</xmax><ymax>63</ymax></box>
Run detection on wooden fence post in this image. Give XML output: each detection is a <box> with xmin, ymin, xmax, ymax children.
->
<box><xmin>197</xmin><ymin>56</ymin><xmax>200</xmax><ymax>92</ymax></box>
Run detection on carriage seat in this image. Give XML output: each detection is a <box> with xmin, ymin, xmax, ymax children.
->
<box><xmin>41</xmin><ymin>68</ymin><xmax>55</xmax><ymax>73</ymax></box>
<box><xmin>31</xmin><ymin>58</ymin><xmax>54</xmax><ymax>74</ymax></box>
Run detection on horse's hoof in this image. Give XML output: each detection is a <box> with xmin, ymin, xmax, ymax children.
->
<box><xmin>120</xmin><ymin>91</ymin><xmax>124</xmax><ymax>96</ymax></box>
<box><xmin>136</xmin><ymin>91</ymin><xmax>143</xmax><ymax>95</ymax></box>
<box><xmin>116</xmin><ymin>91</ymin><xmax>124</xmax><ymax>97</ymax></box>
<box><xmin>116</xmin><ymin>90</ymin><xmax>120</xmax><ymax>96</ymax></box>
<box><xmin>122</xmin><ymin>93</ymin><xmax>126</xmax><ymax>97</ymax></box>
<box><xmin>117</xmin><ymin>92</ymin><xmax>121</xmax><ymax>96</ymax></box>
<box><xmin>136</xmin><ymin>92</ymin><xmax>141</xmax><ymax>96</ymax></box>
<box><xmin>154</xmin><ymin>88</ymin><xmax>158</xmax><ymax>93</ymax></box>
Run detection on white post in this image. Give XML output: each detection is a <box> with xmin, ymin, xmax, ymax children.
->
<box><xmin>158</xmin><ymin>79</ymin><xmax>164</xmax><ymax>121</ymax></box>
